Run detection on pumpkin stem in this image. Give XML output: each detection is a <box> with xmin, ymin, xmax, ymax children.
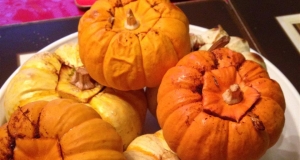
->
<box><xmin>71</xmin><ymin>67</ymin><xmax>95</xmax><ymax>90</ymax></box>
<box><xmin>208</xmin><ymin>35</ymin><xmax>230</xmax><ymax>51</ymax></box>
<box><xmin>125</xmin><ymin>9</ymin><xmax>139</xmax><ymax>30</ymax></box>
<box><xmin>222</xmin><ymin>84</ymin><xmax>243</xmax><ymax>105</ymax></box>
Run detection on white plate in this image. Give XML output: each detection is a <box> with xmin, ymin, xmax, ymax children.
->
<box><xmin>0</xmin><ymin>25</ymin><xmax>299</xmax><ymax>160</ymax></box>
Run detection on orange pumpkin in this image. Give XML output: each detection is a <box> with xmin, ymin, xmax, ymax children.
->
<box><xmin>0</xmin><ymin>99</ymin><xmax>125</xmax><ymax>160</ymax></box>
<box><xmin>157</xmin><ymin>48</ymin><xmax>285</xmax><ymax>160</ymax></box>
<box><xmin>78</xmin><ymin>0</ymin><xmax>190</xmax><ymax>91</ymax></box>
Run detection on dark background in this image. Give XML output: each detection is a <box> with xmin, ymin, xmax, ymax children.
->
<box><xmin>229</xmin><ymin>0</ymin><xmax>300</xmax><ymax>93</ymax></box>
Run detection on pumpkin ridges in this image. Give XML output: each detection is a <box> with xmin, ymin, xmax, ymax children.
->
<box><xmin>176</xmin><ymin>113</ymin><xmax>269</xmax><ymax>160</ymax></box>
<box><xmin>124</xmin><ymin>130</ymin><xmax>179</xmax><ymax>160</ymax></box>
<box><xmin>226</xmin><ymin>117</ymin><xmax>269</xmax><ymax>160</ymax></box>
<box><xmin>125</xmin><ymin>145</ymin><xmax>159</xmax><ymax>159</ymax></box>
<box><xmin>8</xmin><ymin>101</ymin><xmax>47</xmax><ymax>139</ymax></box>
<box><xmin>104</xmin><ymin>31</ymin><xmax>145</xmax><ymax>90</ymax></box>
<box><xmin>103</xmin><ymin>88</ymin><xmax>148</xmax><ymax>124</ymax></box>
<box><xmin>65</xmin><ymin>150</ymin><xmax>125</xmax><ymax>160</ymax></box>
<box><xmin>162</xmin><ymin>102</ymin><xmax>202</xmax><ymax>152</ymax></box>
<box><xmin>20</xmin><ymin>52</ymin><xmax>61</xmax><ymax>73</ymax></box>
<box><xmin>4</xmin><ymin>52</ymin><xmax>61</xmax><ymax>120</ymax></box>
<box><xmin>55</xmin><ymin>44</ymin><xmax>83</xmax><ymax>68</ymax></box>
<box><xmin>150</xmin><ymin>0</ymin><xmax>190</xmax><ymax>57</ymax></box>
<box><xmin>212</xmin><ymin>47</ymin><xmax>245</xmax><ymax>69</ymax></box>
<box><xmin>157</xmin><ymin>82</ymin><xmax>202</xmax><ymax>151</ymax></box>
<box><xmin>3</xmin><ymin>43</ymin><xmax>148</xmax><ymax>152</ymax></box>
<box><xmin>79</xmin><ymin>29</ymin><xmax>116</xmax><ymax>87</ymax></box>
<box><xmin>60</xmin><ymin>118</ymin><xmax>123</xmax><ymax>158</ymax></box>
<box><xmin>157</xmin><ymin>66</ymin><xmax>203</xmax><ymax>102</ymax></box>
<box><xmin>0</xmin><ymin>124</ymin><xmax>13</xmax><ymax>160</ymax></box>
<box><xmin>89</xmin><ymin>88</ymin><xmax>147</xmax><ymax>149</ymax></box>
<box><xmin>152</xmin><ymin>19</ymin><xmax>190</xmax><ymax>59</ymax></box>
<box><xmin>78</xmin><ymin>0</ymin><xmax>114</xmax><ymax>30</ymax></box>
<box><xmin>238</xmin><ymin>60</ymin><xmax>269</xmax><ymax>84</ymax></box>
<box><xmin>140</xmin><ymin>30</ymin><xmax>178</xmax><ymax>87</ymax></box>
<box><xmin>124</xmin><ymin>130</ymin><xmax>177</xmax><ymax>159</ymax></box>
<box><xmin>14</xmin><ymin>138</ymin><xmax>62</xmax><ymax>159</ymax></box>
<box><xmin>176</xmin><ymin>112</ymin><xmax>229</xmax><ymax>160</ymax></box>
<box><xmin>251</xmin><ymin>97</ymin><xmax>285</xmax><ymax>147</ymax></box>
<box><xmin>79</xmin><ymin>0</ymin><xmax>190</xmax><ymax>90</ymax></box>
<box><xmin>157</xmin><ymin>89</ymin><xmax>202</xmax><ymax>128</ymax></box>
<box><xmin>176</xmin><ymin>50</ymin><xmax>216</xmax><ymax>73</ymax></box>
<box><xmin>143</xmin><ymin>0</ymin><xmax>189</xmax><ymax>24</ymax></box>
<box><xmin>156</xmin><ymin>47</ymin><xmax>285</xmax><ymax>159</ymax></box>
<box><xmin>249</xmin><ymin>78</ymin><xmax>285</xmax><ymax>110</ymax></box>
<box><xmin>133</xmin><ymin>0</ymin><xmax>159</xmax><ymax>28</ymax></box>
<box><xmin>39</xmin><ymin>99</ymin><xmax>101</xmax><ymax>139</ymax></box>
<box><xmin>2</xmin><ymin>99</ymin><xmax>126</xmax><ymax>159</ymax></box>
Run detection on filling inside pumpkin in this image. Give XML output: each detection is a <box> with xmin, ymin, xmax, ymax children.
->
<box><xmin>202</xmin><ymin>66</ymin><xmax>260</xmax><ymax>122</ymax></box>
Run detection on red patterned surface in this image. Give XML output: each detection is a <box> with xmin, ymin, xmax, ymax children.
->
<box><xmin>0</xmin><ymin>0</ymin><xmax>195</xmax><ymax>26</ymax></box>
<box><xmin>0</xmin><ymin>0</ymin><xmax>86</xmax><ymax>26</ymax></box>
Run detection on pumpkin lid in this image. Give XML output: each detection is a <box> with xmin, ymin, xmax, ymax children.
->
<box><xmin>202</xmin><ymin>66</ymin><xmax>260</xmax><ymax>122</ymax></box>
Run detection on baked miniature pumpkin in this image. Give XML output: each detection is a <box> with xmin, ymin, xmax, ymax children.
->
<box><xmin>2</xmin><ymin>44</ymin><xmax>147</xmax><ymax>149</ymax></box>
<box><xmin>124</xmin><ymin>130</ymin><xmax>179</xmax><ymax>160</ymax></box>
<box><xmin>146</xmin><ymin>27</ymin><xmax>267</xmax><ymax>118</ymax></box>
<box><xmin>156</xmin><ymin>48</ymin><xmax>285</xmax><ymax>160</ymax></box>
<box><xmin>0</xmin><ymin>99</ymin><xmax>125</xmax><ymax>159</ymax></box>
<box><xmin>78</xmin><ymin>0</ymin><xmax>190</xmax><ymax>91</ymax></box>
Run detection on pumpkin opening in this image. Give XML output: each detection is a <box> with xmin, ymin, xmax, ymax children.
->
<box><xmin>202</xmin><ymin>66</ymin><xmax>260</xmax><ymax>122</ymax></box>
<box><xmin>125</xmin><ymin>9</ymin><xmax>140</xmax><ymax>30</ymax></box>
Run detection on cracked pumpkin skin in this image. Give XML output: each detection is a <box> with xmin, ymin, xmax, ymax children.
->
<box><xmin>156</xmin><ymin>48</ymin><xmax>285</xmax><ymax>160</ymax></box>
<box><xmin>78</xmin><ymin>0</ymin><xmax>190</xmax><ymax>91</ymax></box>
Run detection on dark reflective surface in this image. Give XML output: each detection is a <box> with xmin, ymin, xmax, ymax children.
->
<box><xmin>229</xmin><ymin>0</ymin><xmax>300</xmax><ymax>93</ymax></box>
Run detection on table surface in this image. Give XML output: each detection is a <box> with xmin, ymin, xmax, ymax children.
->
<box><xmin>0</xmin><ymin>0</ymin><xmax>299</xmax><ymax>93</ymax></box>
<box><xmin>0</xmin><ymin>0</ymin><xmax>85</xmax><ymax>26</ymax></box>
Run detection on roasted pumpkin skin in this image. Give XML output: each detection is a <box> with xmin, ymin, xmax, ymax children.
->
<box><xmin>0</xmin><ymin>99</ymin><xmax>125</xmax><ymax>160</ymax></box>
<box><xmin>157</xmin><ymin>48</ymin><xmax>285</xmax><ymax>160</ymax></box>
<box><xmin>2</xmin><ymin>44</ymin><xmax>148</xmax><ymax>149</ymax></box>
<box><xmin>146</xmin><ymin>26</ymin><xmax>267</xmax><ymax>118</ymax></box>
<box><xmin>78</xmin><ymin>0</ymin><xmax>190</xmax><ymax>91</ymax></box>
